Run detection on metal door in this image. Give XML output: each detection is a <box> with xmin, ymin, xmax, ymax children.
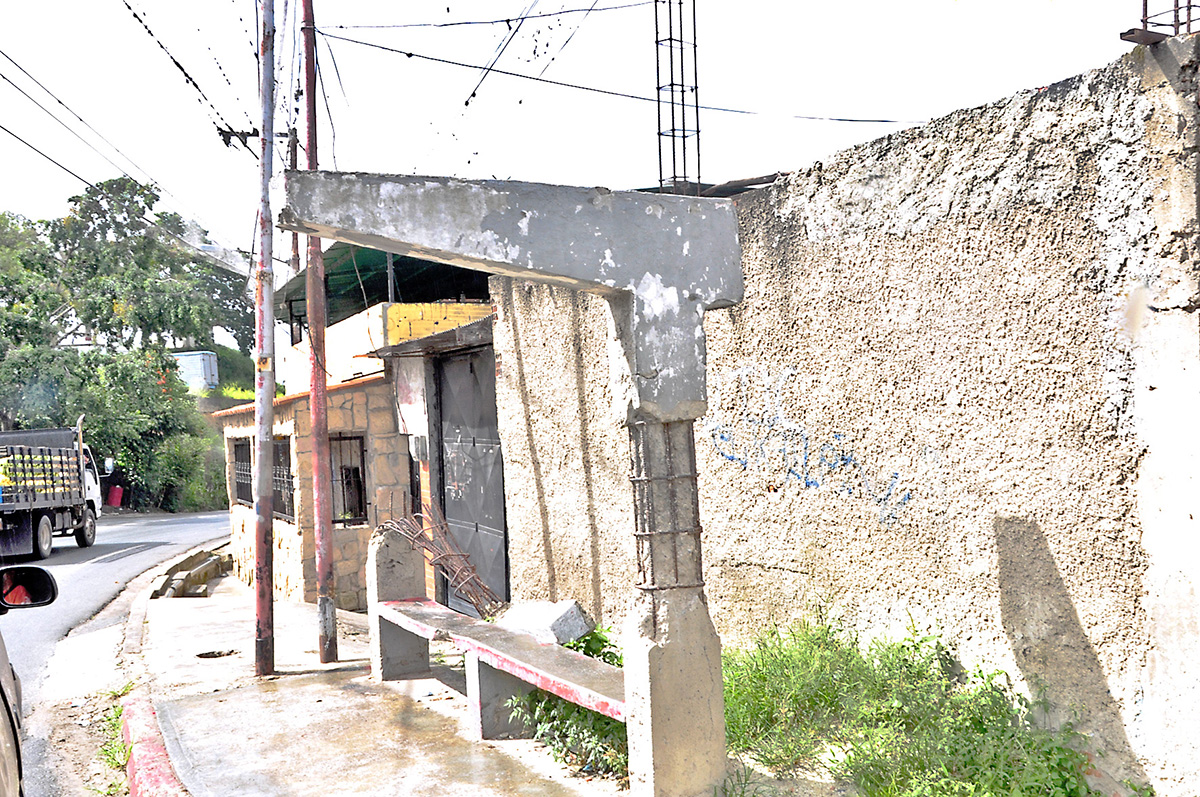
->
<box><xmin>437</xmin><ymin>347</ymin><xmax>508</xmax><ymax>614</ymax></box>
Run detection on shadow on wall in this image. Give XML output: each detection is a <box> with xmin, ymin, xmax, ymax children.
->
<box><xmin>994</xmin><ymin>516</ymin><xmax>1147</xmax><ymax>786</ymax></box>
<box><xmin>502</xmin><ymin>281</ymin><xmax>558</xmax><ymax>601</ymax></box>
<box><xmin>568</xmin><ymin>296</ymin><xmax>605</xmax><ymax>622</ymax></box>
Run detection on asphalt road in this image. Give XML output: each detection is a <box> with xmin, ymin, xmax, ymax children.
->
<box><xmin>0</xmin><ymin>509</ymin><xmax>230</xmax><ymax>796</ymax></box>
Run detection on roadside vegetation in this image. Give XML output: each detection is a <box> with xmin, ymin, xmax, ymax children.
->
<box><xmin>0</xmin><ymin>179</ymin><xmax>253</xmax><ymax>512</ymax></box>
<box><xmin>515</xmin><ymin>619</ymin><xmax>1155</xmax><ymax>797</ymax></box>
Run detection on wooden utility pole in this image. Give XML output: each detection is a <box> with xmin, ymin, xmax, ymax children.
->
<box><xmin>253</xmin><ymin>0</ymin><xmax>277</xmax><ymax>677</ymax></box>
<box><xmin>302</xmin><ymin>0</ymin><xmax>337</xmax><ymax>663</ymax></box>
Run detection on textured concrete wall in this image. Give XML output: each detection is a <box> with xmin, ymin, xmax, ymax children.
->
<box><xmin>491</xmin><ymin>38</ymin><xmax>1200</xmax><ymax>794</ymax></box>
<box><xmin>492</xmin><ymin>278</ymin><xmax>636</xmax><ymax>624</ymax></box>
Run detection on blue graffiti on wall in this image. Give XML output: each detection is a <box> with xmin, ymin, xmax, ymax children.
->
<box><xmin>704</xmin><ymin>367</ymin><xmax>914</xmax><ymax>525</ymax></box>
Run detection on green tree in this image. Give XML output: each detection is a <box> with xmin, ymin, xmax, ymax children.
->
<box><xmin>0</xmin><ymin>179</ymin><xmax>246</xmax><ymax>510</ymax></box>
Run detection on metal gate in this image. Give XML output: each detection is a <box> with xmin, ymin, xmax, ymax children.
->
<box><xmin>437</xmin><ymin>347</ymin><xmax>508</xmax><ymax>615</ymax></box>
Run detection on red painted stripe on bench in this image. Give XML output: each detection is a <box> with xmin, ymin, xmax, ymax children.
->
<box><xmin>467</xmin><ymin>642</ymin><xmax>626</xmax><ymax>721</ymax></box>
<box><xmin>377</xmin><ymin>599</ymin><xmax>626</xmax><ymax>721</ymax></box>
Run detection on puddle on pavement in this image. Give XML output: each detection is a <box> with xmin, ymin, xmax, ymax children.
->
<box><xmin>157</xmin><ymin>668</ymin><xmax>587</xmax><ymax>797</ymax></box>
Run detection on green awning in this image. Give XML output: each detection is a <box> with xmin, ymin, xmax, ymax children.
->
<box><xmin>277</xmin><ymin>242</ymin><xmax>490</xmax><ymax>328</ymax></box>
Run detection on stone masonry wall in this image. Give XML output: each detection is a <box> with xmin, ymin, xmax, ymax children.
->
<box><xmin>220</xmin><ymin>376</ymin><xmax>410</xmax><ymax>612</ymax></box>
<box><xmin>490</xmin><ymin>37</ymin><xmax>1200</xmax><ymax>794</ymax></box>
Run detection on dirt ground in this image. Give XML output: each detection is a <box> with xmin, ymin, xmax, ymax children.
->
<box><xmin>36</xmin><ymin>687</ymin><xmax>131</xmax><ymax>796</ymax></box>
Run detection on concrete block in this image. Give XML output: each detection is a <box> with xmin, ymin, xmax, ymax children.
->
<box><xmin>465</xmin><ymin>650</ymin><xmax>534</xmax><ymax>740</ymax></box>
<box><xmin>624</xmin><ymin>589</ymin><xmax>726</xmax><ymax>797</ymax></box>
<box><xmin>494</xmin><ymin>599</ymin><xmax>595</xmax><ymax>645</ymax></box>
<box><xmin>368</xmin><ymin>528</ymin><xmax>431</xmax><ymax>679</ymax></box>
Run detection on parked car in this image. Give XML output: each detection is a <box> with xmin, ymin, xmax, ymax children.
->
<box><xmin>0</xmin><ymin>566</ymin><xmax>58</xmax><ymax>796</ymax></box>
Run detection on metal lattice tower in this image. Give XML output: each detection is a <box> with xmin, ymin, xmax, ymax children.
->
<box><xmin>656</xmin><ymin>0</ymin><xmax>700</xmax><ymax>196</ymax></box>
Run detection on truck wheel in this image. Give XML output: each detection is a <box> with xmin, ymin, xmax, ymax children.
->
<box><xmin>34</xmin><ymin>515</ymin><xmax>53</xmax><ymax>560</ymax></box>
<box><xmin>75</xmin><ymin>508</ymin><xmax>96</xmax><ymax>548</ymax></box>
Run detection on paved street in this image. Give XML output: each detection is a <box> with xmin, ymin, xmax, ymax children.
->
<box><xmin>1</xmin><ymin>510</ymin><xmax>229</xmax><ymax>797</ymax></box>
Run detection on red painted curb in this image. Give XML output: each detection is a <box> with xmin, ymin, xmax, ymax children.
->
<box><xmin>121</xmin><ymin>693</ymin><xmax>190</xmax><ymax>797</ymax></box>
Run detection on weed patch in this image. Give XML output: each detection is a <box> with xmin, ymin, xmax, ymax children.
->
<box><xmin>507</xmin><ymin>627</ymin><xmax>628</xmax><ymax>783</ymax></box>
<box><xmin>98</xmin><ymin>705</ymin><xmax>131</xmax><ymax>771</ymax></box>
<box><xmin>723</xmin><ymin>621</ymin><xmax>1151</xmax><ymax>797</ymax></box>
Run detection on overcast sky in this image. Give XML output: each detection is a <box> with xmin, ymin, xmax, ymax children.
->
<box><xmin>0</xmin><ymin>1</ymin><xmax>1153</xmax><ymax>263</ymax></box>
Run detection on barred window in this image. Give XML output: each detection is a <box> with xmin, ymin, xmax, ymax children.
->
<box><xmin>273</xmin><ymin>437</ymin><xmax>295</xmax><ymax>521</ymax></box>
<box><xmin>330</xmin><ymin>435</ymin><xmax>366</xmax><ymax>526</ymax></box>
<box><xmin>232</xmin><ymin>439</ymin><xmax>252</xmax><ymax>505</ymax></box>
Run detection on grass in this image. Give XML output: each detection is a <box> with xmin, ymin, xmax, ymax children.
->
<box><xmin>98</xmin><ymin>704</ymin><xmax>131</xmax><ymax>770</ymax></box>
<box><xmin>504</xmin><ymin>618</ymin><xmax>1156</xmax><ymax>797</ymax></box>
<box><xmin>722</xmin><ymin>621</ymin><xmax>1144</xmax><ymax>797</ymax></box>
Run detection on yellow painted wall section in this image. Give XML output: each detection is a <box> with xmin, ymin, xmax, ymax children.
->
<box><xmin>385</xmin><ymin>302</ymin><xmax>492</xmax><ymax>346</ymax></box>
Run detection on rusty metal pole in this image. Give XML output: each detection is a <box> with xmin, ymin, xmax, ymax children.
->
<box><xmin>289</xmin><ymin>128</ymin><xmax>300</xmax><ymax>278</ymax></box>
<box><xmin>253</xmin><ymin>0</ymin><xmax>277</xmax><ymax>678</ymax></box>
<box><xmin>302</xmin><ymin>0</ymin><xmax>337</xmax><ymax>663</ymax></box>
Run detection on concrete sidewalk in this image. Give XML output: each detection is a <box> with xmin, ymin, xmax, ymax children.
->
<box><xmin>123</xmin><ymin>565</ymin><xmax>623</xmax><ymax>797</ymax></box>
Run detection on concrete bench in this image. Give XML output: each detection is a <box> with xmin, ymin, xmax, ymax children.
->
<box><xmin>373</xmin><ymin>598</ymin><xmax>625</xmax><ymax>739</ymax></box>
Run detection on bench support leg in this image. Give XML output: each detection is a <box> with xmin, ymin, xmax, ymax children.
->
<box><xmin>369</xmin><ymin>616</ymin><xmax>430</xmax><ymax>679</ymax></box>
<box><xmin>466</xmin><ymin>651</ymin><xmax>535</xmax><ymax>739</ymax></box>
<box><xmin>368</xmin><ymin>527</ymin><xmax>432</xmax><ymax>680</ymax></box>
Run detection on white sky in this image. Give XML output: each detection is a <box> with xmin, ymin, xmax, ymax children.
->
<box><xmin>0</xmin><ymin>1</ymin><xmax>1156</xmax><ymax>263</ymax></box>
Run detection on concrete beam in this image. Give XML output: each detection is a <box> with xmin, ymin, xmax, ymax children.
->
<box><xmin>278</xmin><ymin>172</ymin><xmax>743</xmax><ymax>421</ymax></box>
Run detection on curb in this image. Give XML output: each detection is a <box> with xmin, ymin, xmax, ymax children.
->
<box><xmin>121</xmin><ymin>694</ymin><xmax>189</xmax><ymax>797</ymax></box>
<box><xmin>118</xmin><ymin>538</ymin><xmax>227</xmax><ymax>797</ymax></box>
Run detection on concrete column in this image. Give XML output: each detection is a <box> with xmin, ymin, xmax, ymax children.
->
<box><xmin>624</xmin><ymin>418</ymin><xmax>726</xmax><ymax>797</ymax></box>
<box><xmin>366</xmin><ymin>529</ymin><xmax>429</xmax><ymax>679</ymax></box>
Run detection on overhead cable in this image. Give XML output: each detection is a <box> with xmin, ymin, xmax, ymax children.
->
<box><xmin>318</xmin><ymin>31</ymin><xmax>923</xmax><ymax>124</ymax></box>
<box><xmin>117</xmin><ymin>0</ymin><xmax>247</xmax><ymax>139</ymax></box>
<box><xmin>325</xmin><ymin>2</ymin><xmax>652</xmax><ymax>30</ymax></box>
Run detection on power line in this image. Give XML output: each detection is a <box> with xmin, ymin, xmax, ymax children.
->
<box><xmin>0</xmin><ymin>122</ymin><xmax>92</xmax><ymax>187</ymax></box>
<box><xmin>0</xmin><ymin>46</ymin><xmax>252</xmax><ymax>254</ymax></box>
<box><xmin>325</xmin><ymin>2</ymin><xmax>652</xmax><ymax>30</ymax></box>
<box><xmin>0</xmin><ymin>121</ymin><xmax>246</xmax><ymax>273</ymax></box>
<box><xmin>117</xmin><ymin>0</ymin><xmax>250</xmax><ymax>140</ymax></box>
<box><xmin>0</xmin><ymin>47</ymin><xmax>160</xmax><ymax>188</ymax></box>
<box><xmin>0</xmin><ymin>69</ymin><xmax>135</xmax><ymax>185</ymax></box>
<box><xmin>318</xmin><ymin>31</ymin><xmax>922</xmax><ymax>124</ymax></box>
<box><xmin>537</xmin><ymin>0</ymin><xmax>600</xmax><ymax>79</ymax></box>
<box><xmin>465</xmin><ymin>0</ymin><xmax>539</xmax><ymax>106</ymax></box>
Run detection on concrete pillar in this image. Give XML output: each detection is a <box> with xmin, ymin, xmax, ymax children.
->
<box><xmin>366</xmin><ymin>528</ymin><xmax>428</xmax><ymax>679</ymax></box>
<box><xmin>624</xmin><ymin>419</ymin><xmax>726</xmax><ymax>797</ymax></box>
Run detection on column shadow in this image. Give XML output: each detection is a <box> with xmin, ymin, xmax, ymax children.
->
<box><xmin>993</xmin><ymin>515</ymin><xmax>1147</xmax><ymax>787</ymax></box>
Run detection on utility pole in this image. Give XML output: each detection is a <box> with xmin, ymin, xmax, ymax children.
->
<box><xmin>302</xmin><ymin>0</ymin><xmax>337</xmax><ymax>663</ymax></box>
<box><xmin>289</xmin><ymin>128</ymin><xmax>300</xmax><ymax>278</ymax></box>
<box><xmin>253</xmin><ymin>0</ymin><xmax>277</xmax><ymax>677</ymax></box>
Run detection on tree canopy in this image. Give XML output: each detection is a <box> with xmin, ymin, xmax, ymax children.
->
<box><xmin>0</xmin><ymin>178</ymin><xmax>252</xmax><ymax>509</ymax></box>
<box><xmin>2</xmin><ymin>178</ymin><xmax>253</xmax><ymax>353</ymax></box>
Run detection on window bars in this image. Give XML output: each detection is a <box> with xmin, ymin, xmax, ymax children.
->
<box><xmin>233</xmin><ymin>440</ymin><xmax>253</xmax><ymax>505</ymax></box>
<box><xmin>272</xmin><ymin>437</ymin><xmax>295</xmax><ymax>521</ymax></box>
<box><xmin>330</xmin><ymin>435</ymin><xmax>367</xmax><ymax>526</ymax></box>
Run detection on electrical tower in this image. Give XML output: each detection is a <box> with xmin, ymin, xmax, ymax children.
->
<box><xmin>656</xmin><ymin>0</ymin><xmax>700</xmax><ymax>195</ymax></box>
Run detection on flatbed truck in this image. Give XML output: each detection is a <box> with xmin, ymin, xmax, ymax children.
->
<box><xmin>0</xmin><ymin>417</ymin><xmax>111</xmax><ymax>559</ymax></box>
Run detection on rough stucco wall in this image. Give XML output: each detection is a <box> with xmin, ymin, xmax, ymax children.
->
<box><xmin>492</xmin><ymin>277</ymin><xmax>635</xmax><ymax>625</ymax></box>
<box><xmin>491</xmin><ymin>38</ymin><xmax>1200</xmax><ymax>794</ymax></box>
